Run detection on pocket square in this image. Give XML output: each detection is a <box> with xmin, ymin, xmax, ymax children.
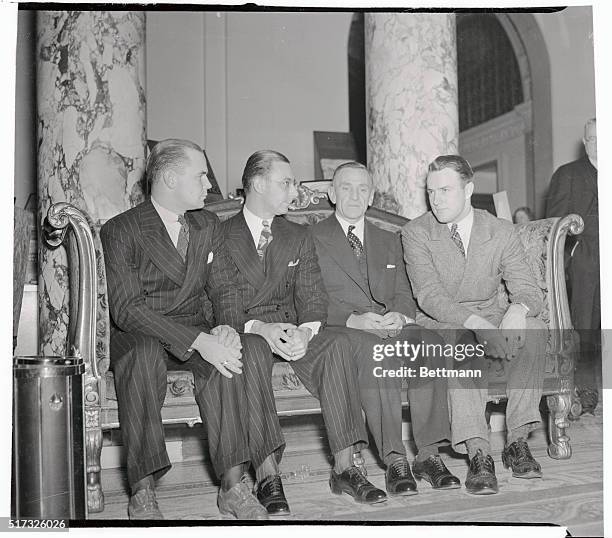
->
<box><xmin>386</xmin><ymin>264</ymin><xmax>396</xmax><ymax>269</ymax></box>
<box><xmin>288</xmin><ymin>259</ymin><xmax>300</xmax><ymax>267</ymax></box>
<box><xmin>207</xmin><ymin>251</ymin><xmax>214</xmax><ymax>264</ymax></box>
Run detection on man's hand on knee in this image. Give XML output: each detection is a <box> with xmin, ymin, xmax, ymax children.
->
<box><xmin>250</xmin><ymin>321</ymin><xmax>297</xmax><ymax>361</ymax></box>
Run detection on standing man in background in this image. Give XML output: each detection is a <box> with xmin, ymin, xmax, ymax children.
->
<box><xmin>546</xmin><ymin>118</ymin><xmax>600</xmax><ymax>413</ymax></box>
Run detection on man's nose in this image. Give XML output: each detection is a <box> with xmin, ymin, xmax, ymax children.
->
<box><xmin>202</xmin><ymin>176</ymin><xmax>212</xmax><ymax>191</ymax></box>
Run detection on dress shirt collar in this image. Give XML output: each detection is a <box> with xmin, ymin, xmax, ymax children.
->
<box><xmin>243</xmin><ymin>204</ymin><xmax>273</xmax><ymax>246</ymax></box>
<box><xmin>151</xmin><ymin>196</ymin><xmax>182</xmax><ymax>224</ymax></box>
<box><xmin>446</xmin><ymin>205</ymin><xmax>474</xmax><ymax>251</ymax></box>
<box><xmin>335</xmin><ymin>213</ymin><xmax>365</xmax><ymax>243</ymax></box>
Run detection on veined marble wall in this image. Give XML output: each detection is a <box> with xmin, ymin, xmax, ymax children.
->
<box><xmin>37</xmin><ymin>11</ymin><xmax>146</xmax><ymax>355</ymax></box>
<box><xmin>365</xmin><ymin>13</ymin><xmax>458</xmax><ymax>219</ymax></box>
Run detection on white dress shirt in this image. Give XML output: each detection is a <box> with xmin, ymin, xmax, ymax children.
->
<box><xmin>335</xmin><ymin>212</ymin><xmax>413</xmax><ymax>326</ymax></box>
<box><xmin>242</xmin><ymin>206</ymin><xmax>320</xmax><ymax>338</ymax></box>
<box><xmin>151</xmin><ymin>196</ymin><xmax>183</xmax><ymax>247</ymax></box>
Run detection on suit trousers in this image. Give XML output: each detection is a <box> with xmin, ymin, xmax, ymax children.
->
<box><xmin>330</xmin><ymin>326</ymin><xmax>451</xmax><ymax>464</ymax></box>
<box><xmin>249</xmin><ymin>329</ymin><xmax>368</xmax><ymax>456</ymax></box>
<box><xmin>110</xmin><ymin>330</ymin><xmax>282</xmax><ymax>488</ymax></box>
<box><xmin>446</xmin><ymin>317</ymin><xmax>547</xmax><ymax>453</ymax></box>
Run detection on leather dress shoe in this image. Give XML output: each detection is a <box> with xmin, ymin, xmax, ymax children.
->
<box><xmin>502</xmin><ymin>438</ymin><xmax>543</xmax><ymax>479</ymax></box>
<box><xmin>218</xmin><ymin>479</ymin><xmax>269</xmax><ymax>520</ymax></box>
<box><xmin>128</xmin><ymin>485</ymin><xmax>164</xmax><ymax>520</ymax></box>
<box><xmin>385</xmin><ymin>458</ymin><xmax>418</xmax><ymax>495</ymax></box>
<box><xmin>412</xmin><ymin>455</ymin><xmax>461</xmax><ymax>490</ymax></box>
<box><xmin>330</xmin><ymin>466</ymin><xmax>387</xmax><ymax>504</ymax></box>
<box><xmin>465</xmin><ymin>449</ymin><xmax>498</xmax><ymax>495</ymax></box>
<box><xmin>255</xmin><ymin>474</ymin><xmax>291</xmax><ymax>516</ymax></box>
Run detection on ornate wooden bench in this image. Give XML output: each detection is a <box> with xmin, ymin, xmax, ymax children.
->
<box><xmin>44</xmin><ymin>187</ymin><xmax>583</xmax><ymax>514</ymax></box>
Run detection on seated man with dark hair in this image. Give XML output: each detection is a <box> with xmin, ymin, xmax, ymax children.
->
<box><xmin>208</xmin><ymin>150</ymin><xmax>388</xmax><ymax>514</ymax></box>
<box><xmin>402</xmin><ymin>154</ymin><xmax>547</xmax><ymax>495</ymax></box>
<box><xmin>101</xmin><ymin>139</ymin><xmax>282</xmax><ymax>520</ymax></box>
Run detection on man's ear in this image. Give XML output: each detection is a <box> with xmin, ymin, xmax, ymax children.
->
<box><xmin>162</xmin><ymin>169</ymin><xmax>177</xmax><ymax>189</ymax></box>
<box><xmin>465</xmin><ymin>181</ymin><xmax>474</xmax><ymax>200</ymax></box>
<box><xmin>328</xmin><ymin>183</ymin><xmax>336</xmax><ymax>204</ymax></box>
<box><xmin>252</xmin><ymin>175</ymin><xmax>267</xmax><ymax>194</ymax></box>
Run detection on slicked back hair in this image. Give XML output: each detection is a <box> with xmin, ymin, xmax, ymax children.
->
<box><xmin>332</xmin><ymin>161</ymin><xmax>370</xmax><ymax>184</ymax></box>
<box><xmin>147</xmin><ymin>139</ymin><xmax>203</xmax><ymax>185</ymax></box>
<box><xmin>241</xmin><ymin>150</ymin><xmax>290</xmax><ymax>192</ymax></box>
<box><xmin>428</xmin><ymin>155</ymin><xmax>474</xmax><ymax>185</ymax></box>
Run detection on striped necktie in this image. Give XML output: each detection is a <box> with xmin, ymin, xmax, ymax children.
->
<box><xmin>450</xmin><ymin>223</ymin><xmax>465</xmax><ymax>257</ymax></box>
<box><xmin>257</xmin><ymin>220</ymin><xmax>273</xmax><ymax>259</ymax></box>
<box><xmin>176</xmin><ymin>214</ymin><xmax>190</xmax><ymax>261</ymax></box>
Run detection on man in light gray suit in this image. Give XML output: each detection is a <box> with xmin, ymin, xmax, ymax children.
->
<box><xmin>402</xmin><ymin>155</ymin><xmax>547</xmax><ymax>495</ymax></box>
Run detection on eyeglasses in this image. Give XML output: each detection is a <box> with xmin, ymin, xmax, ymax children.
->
<box><xmin>267</xmin><ymin>178</ymin><xmax>300</xmax><ymax>190</ymax></box>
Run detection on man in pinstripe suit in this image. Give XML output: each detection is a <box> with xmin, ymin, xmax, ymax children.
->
<box><xmin>208</xmin><ymin>150</ymin><xmax>387</xmax><ymax>515</ymax></box>
<box><xmin>101</xmin><ymin>139</ymin><xmax>281</xmax><ymax>520</ymax></box>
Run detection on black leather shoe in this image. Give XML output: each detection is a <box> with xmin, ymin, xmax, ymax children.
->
<box><xmin>385</xmin><ymin>458</ymin><xmax>417</xmax><ymax>495</ymax></box>
<box><xmin>465</xmin><ymin>449</ymin><xmax>498</xmax><ymax>495</ymax></box>
<box><xmin>255</xmin><ymin>475</ymin><xmax>291</xmax><ymax>516</ymax></box>
<box><xmin>330</xmin><ymin>466</ymin><xmax>387</xmax><ymax>504</ymax></box>
<box><xmin>412</xmin><ymin>455</ymin><xmax>461</xmax><ymax>490</ymax></box>
<box><xmin>502</xmin><ymin>438</ymin><xmax>543</xmax><ymax>479</ymax></box>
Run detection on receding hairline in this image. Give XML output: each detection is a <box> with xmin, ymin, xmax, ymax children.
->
<box><xmin>331</xmin><ymin>161</ymin><xmax>372</xmax><ymax>186</ymax></box>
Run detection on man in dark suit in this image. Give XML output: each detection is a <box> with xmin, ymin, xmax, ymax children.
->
<box><xmin>311</xmin><ymin>162</ymin><xmax>459</xmax><ymax>495</ymax></box>
<box><xmin>546</xmin><ymin>118</ymin><xmax>600</xmax><ymax>411</ymax></box>
<box><xmin>402</xmin><ymin>155</ymin><xmax>547</xmax><ymax>495</ymax></box>
<box><xmin>208</xmin><ymin>150</ymin><xmax>387</xmax><ymax>513</ymax></box>
<box><xmin>101</xmin><ymin>139</ymin><xmax>280</xmax><ymax>520</ymax></box>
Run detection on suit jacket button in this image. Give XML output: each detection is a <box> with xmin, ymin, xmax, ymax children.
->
<box><xmin>284</xmin><ymin>312</ymin><xmax>290</xmax><ymax>318</ymax></box>
<box><xmin>244</xmin><ymin>309</ymin><xmax>249</xmax><ymax>314</ymax></box>
<box><xmin>276</xmin><ymin>305</ymin><xmax>281</xmax><ymax>311</ymax></box>
<box><xmin>143</xmin><ymin>290</ymin><xmax>148</xmax><ymax>296</ymax></box>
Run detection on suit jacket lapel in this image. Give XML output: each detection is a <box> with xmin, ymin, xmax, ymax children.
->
<box><xmin>227</xmin><ymin>212</ymin><xmax>266</xmax><ymax>292</ymax></box>
<box><xmin>365</xmin><ymin>220</ymin><xmax>388</xmax><ymax>302</ymax></box>
<box><xmin>169</xmin><ymin>210</ymin><xmax>209</xmax><ymax>310</ymax></box>
<box><xmin>316</xmin><ymin>215</ymin><xmax>369</xmax><ymax>296</ymax></box>
<box><xmin>139</xmin><ymin>200</ymin><xmax>187</xmax><ymax>287</ymax></box>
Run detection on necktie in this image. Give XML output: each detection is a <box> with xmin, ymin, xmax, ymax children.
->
<box><xmin>257</xmin><ymin>220</ymin><xmax>273</xmax><ymax>259</ymax></box>
<box><xmin>177</xmin><ymin>214</ymin><xmax>190</xmax><ymax>262</ymax></box>
<box><xmin>347</xmin><ymin>225</ymin><xmax>364</xmax><ymax>257</ymax></box>
<box><xmin>450</xmin><ymin>223</ymin><xmax>465</xmax><ymax>257</ymax></box>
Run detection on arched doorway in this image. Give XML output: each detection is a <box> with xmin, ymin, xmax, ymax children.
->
<box><xmin>347</xmin><ymin>12</ymin><xmax>552</xmax><ymax>217</ymax></box>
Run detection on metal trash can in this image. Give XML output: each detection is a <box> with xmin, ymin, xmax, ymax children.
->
<box><xmin>12</xmin><ymin>356</ymin><xmax>86</xmax><ymax>519</ymax></box>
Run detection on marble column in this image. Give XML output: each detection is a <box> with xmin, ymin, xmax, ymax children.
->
<box><xmin>365</xmin><ymin>13</ymin><xmax>458</xmax><ymax>219</ymax></box>
<box><xmin>37</xmin><ymin>11</ymin><xmax>146</xmax><ymax>355</ymax></box>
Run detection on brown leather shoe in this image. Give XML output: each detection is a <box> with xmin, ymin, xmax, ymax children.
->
<box><xmin>128</xmin><ymin>485</ymin><xmax>164</xmax><ymax>520</ymax></box>
<box><xmin>330</xmin><ymin>466</ymin><xmax>387</xmax><ymax>504</ymax></box>
<box><xmin>218</xmin><ymin>479</ymin><xmax>269</xmax><ymax>520</ymax></box>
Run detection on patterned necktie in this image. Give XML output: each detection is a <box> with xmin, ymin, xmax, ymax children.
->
<box><xmin>176</xmin><ymin>214</ymin><xmax>190</xmax><ymax>262</ymax></box>
<box><xmin>450</xmin><ymin>223</ymin><xmax>465</xmax><ymax>257</ymax></box>
<box><xmin>257</xmin><ymin>220</ymin><xmax>273</xmax><ymax>260</ymax></box>
<box><xmin>347</xmin><ymin>225</ymin><xmax>364</xmax><ymax>258</ymax></box>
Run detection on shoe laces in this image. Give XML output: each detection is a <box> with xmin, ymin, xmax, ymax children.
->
<box><xmin>345</xmin><ymin>465</ymin><xmax>369</xmax><ymax>485</ymax></box>
<box><xmin>512</xmin><ymin>438</ymin><xmax>533</xmax><ymax>459</ymax></box>
<box><xmin>427</xmin><ymin>455</ymin><xmax>447</xmax><ymax>474</ymax></box>
<box><xmin>234</xmin><ymin>476</ymin><xmax>261</xmax><ymax>506</ymax></box>
<box><xmin>389</xmin><ymin>458</ymin><xmax>410</xmax><ymax>477</ymax></box>
<box><xmin>260</xmin><ymin>475</ymin><xmax>282</xmax><ymax>497</ymax></box>
<box><xmin>471</xmin><ymin>450</ymin><xmax>494</xmax><ymax>474</ymax></box>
